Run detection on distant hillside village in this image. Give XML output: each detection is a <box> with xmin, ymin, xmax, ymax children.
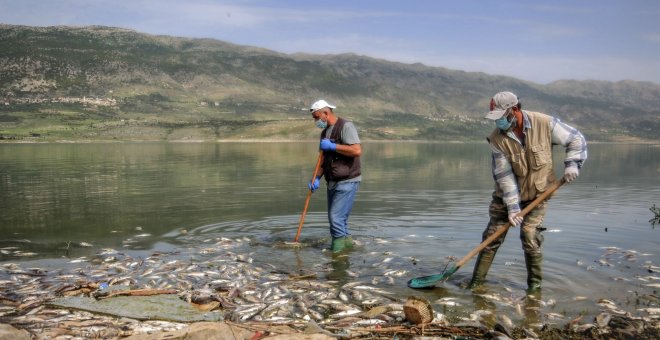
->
<box><xmin>2</xmin><ymin>96</ymin><xmax>117</xmax><ymax>107</ymax></box>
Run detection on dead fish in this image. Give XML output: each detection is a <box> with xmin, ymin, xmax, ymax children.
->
<box><xmin>261</xmin><ymin>316</ymin><xmax>293</xmax><ymax>323</ymax></box>
<box><xmin>596</xmin><ymin>312</ymin><xmax>611</xmax><ymax>327</ymax></box>
<box><xmin>468</xmin><ymin>309</ymin><xmax>492</xmax><ymax>321</ymax></box>
<box><xmin>598</xmin><ymin>299</ymin><xmax>618</xmax><ymax>309</ymax></box>
<box><xmin>545</xmin><ymin>312</ymin><xmax>565</xmax><ymax>320</ymax></box>
<box><xmin>383</xmin><ymin>269</ymin><xmax>407</xmax><ymax>277</ymax></box>
<box><xmin>434</xmin><ymin>297</ymin><xmax>461</xmax><ymax>307</ymax></box>
<box><xmin>341</xmin><ymin>281</ymin><xmax>364</xmax><ymax>290</ymax></box>
<box><xmin>338</xmin><ymin>291</ymin><xmax>350</xmax><ymax>302</ymax></box>
<box><xmin>351</xmin><ymin>285</ymin><xmax>394</xmax><ymax>295</ymax></box>
<box><xmin>349</xmin><ymin>289</ymin><xmax>363</xmax><ymax>301</ymax></box>
<box><xmin>497</xmin><ymin>314</ymin><xmax>514</xmax><ymax>329</ymax></box>
<box><xmin>637</xmin><ymin>307</ymin><xmax>660</xmax><ymax>315</ymax></box>
<box><xmin>352</xmin><ymin>319</ymin><xmax>386</xmax><ymax>326</ymax></box>
<box><xmin>233</xmin><ymin>303</ymin><xmax>267</xmax><ymax>321</ymax></box>
<box><xmin>329</xmin><ymin>308</ymin><xmax>362</xmax><ymax>318</ymax></box>
<box><xmin>307</xmin><ymin>309</ymin><xmax>324</xmax><ymax>321</ymax></box>
<box><xmin>638</xmin><ymin>275</ymin><xmax>660</xmax><ymax>282</ymax></box>
<box><xmin>476</xmin><ymin>293</ymin><xmax>502</xmax><ymax>302</ymax></box>
<box><xmin>345</xmin><ymin>270</ymin><xmax>359</xmax><ymax>278</ymax></box>
<box><xmin>14</xmin><ymin>252</ymin><xmax>38</xmax><ymax>257</ymax></box>
<box><xmin>575</xmin><ymin>324</ymin><xmax>595</xmax><ymax>332</ymax></box>
<box><xmin>514</xmin><ymin>303</ymin><xmax>523</xmax><ymax>316</ymax></box>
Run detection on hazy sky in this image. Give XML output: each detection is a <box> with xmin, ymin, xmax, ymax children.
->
<box><xmin>2</xmin><ymin>0</ymin><xmax>660</xmax><ymax>84</ymax></box>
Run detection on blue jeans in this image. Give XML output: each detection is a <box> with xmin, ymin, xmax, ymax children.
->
<box><xmin>326</xmin><ymin>181</ymin><xmax>360</xmax><ymax>238</ymax></box>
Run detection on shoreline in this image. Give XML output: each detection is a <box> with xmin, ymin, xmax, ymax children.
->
<box><xmin>0</xmin><ymin>138</ymin><xmax>658</xmax><ymax>145</ymax></box>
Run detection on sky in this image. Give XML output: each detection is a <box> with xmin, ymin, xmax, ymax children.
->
<box><xmin>2</xmin><ymin>0</ymin><xmax>660</xmax><ymax>85</ymax></box>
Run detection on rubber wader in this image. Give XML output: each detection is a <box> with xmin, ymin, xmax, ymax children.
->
<box><xmin>525</xmin><ymin>253</ymin><xmax>543</xmax><ymax>292</ymax></box>
<box><xmin>331</xmin><ymin>236</ymin><xmax>354</xmax><ymax>253</ymax></box>
<box><xmin>468</xmin><ymin>250</ymin><xmax>496</xmax><ymax>288</ymax></box>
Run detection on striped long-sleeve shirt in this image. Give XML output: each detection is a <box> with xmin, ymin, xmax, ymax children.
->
<box><xmin>490</xmin><ymin>111</ymin><xmax>588</xmax><ymax>214</ymax></box>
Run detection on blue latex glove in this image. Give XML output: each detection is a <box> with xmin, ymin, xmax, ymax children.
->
<box><xmin>319</xmin><ymin>138</ymin><xmax>337</xmax><ymax>152</ymax></box>
<box><xmin>308</xmin><ymin>177</ymin><xmax>320</xmax><ymax>192</ymax></box>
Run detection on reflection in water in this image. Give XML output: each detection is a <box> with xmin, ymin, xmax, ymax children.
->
<box><xmin>327</xmin><ymin>253</ymin><xmax>352</xmax><ymax>284</ymax></box>
<box><xmin>523</xmin><ymin>290</ymin><xmax>543</xmax><ymax>328</ymax></box>
<box><xmin>468</xmin><ymin>285</ymin><xmax>541</xmax><ymax>330</ymax></box>
<box><xmin>471</xmin><ymin>288</ymin><xmax>497</xmax><ymax>326</ymax></box>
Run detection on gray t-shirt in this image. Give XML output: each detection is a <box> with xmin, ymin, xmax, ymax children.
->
<box><xmin>323</xmin><ymin>121</ymin><xmax>362</xmax><ymax>186</ymax></box>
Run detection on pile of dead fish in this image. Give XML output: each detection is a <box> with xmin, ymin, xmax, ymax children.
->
<box><xmin>0</xmin><ymin>237</ymin><xmax>415</xmax><ymax>338</ymax></box>
<box><xmin>0</xmin><ymin>236</ymin><xmax>658</xmax><ymax>339</ymax></box>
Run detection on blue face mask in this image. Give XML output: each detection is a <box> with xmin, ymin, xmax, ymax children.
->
<box><xmin>315</xmin><ymin>118</ymin><xmax>327</xmax><ymax>129</ymax></box>
<box><xmin>495</xmin><ymin>116</ymin><xmax>513</xmax><ymax>131</ymax></box>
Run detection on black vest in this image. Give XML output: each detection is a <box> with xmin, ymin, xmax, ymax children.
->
<box><xmin>320</xmin><ymin>118</ymin><xmax>361</xmax><ymax>182</ymax></box>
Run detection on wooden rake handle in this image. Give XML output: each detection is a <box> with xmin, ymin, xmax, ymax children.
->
<box><xmin>293</xmin><ymin>151</ymin><xmax>324</xmax><ymax>243</ymax></box>
<box><xmin>454</xmin><ymin>178</ymin><xmax>566</xmax><ymax>268</ymax></box>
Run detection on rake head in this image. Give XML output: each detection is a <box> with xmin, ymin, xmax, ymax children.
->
<box><xmin>407</xmin><ymin>265</ymin><xmax>458</xmax><ymax>289</ymax></box>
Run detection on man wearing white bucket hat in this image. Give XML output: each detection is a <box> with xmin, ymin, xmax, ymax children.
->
<box><xmin>308</xmin><ymin>99</ymin><xmax>362</xmax><ymax>253</ymax></box>
<box><xmin>469</xmin><ymin>91</ymin><xmax>588</xmax><ymax>291</ymax></box>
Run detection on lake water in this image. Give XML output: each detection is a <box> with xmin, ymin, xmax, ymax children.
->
<box><xmin>1</xmin><ymin>142</ymin><xmax>659</xmax><ymax>326</ymax></box>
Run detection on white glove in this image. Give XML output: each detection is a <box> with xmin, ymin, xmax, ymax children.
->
<box><xmin>564</xmin><ymin>166</ymin><xmax>579</xmax><ymax>183</ymax></box>
<box><xmin>508</xmin><ymin>212</ymin><xmax>523</xmax><ymax>227</ymax></box>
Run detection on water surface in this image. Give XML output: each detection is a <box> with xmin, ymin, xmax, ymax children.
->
<box><xmin>1</xmin><ymin>142</ymin><xmax>658</xmax><ymax>325</ymax></box>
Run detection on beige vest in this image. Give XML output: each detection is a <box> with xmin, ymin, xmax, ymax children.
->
<box><xmin>488</xmin><ymin>111</ymin><xmax>556</xmax><ymax>202</ymax></box>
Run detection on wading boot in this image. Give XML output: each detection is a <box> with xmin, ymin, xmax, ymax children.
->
<box><xmin>525</xmin><ymin>253</ymin><xmax>543</xmax><ymax>293</ymax></box>
<box><xmin>343</xmin><ymin>236</ymin><xmax>354</xmax><ymax>250</ymax></box>
<box><xmin>331</xmin><ymin>236</ymin><xmax>353</xmax><ymax>253</ymax></box>
<box><xmin>468</xmin><ymin>250</ymin><xmax>495</xmax><ymax>289</ymax></box>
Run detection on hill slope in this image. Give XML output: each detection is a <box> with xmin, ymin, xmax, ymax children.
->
<box><xmin>1</xmin><ymin>24</ymin><xmax>658</xmax><ymax>142</ymax></box>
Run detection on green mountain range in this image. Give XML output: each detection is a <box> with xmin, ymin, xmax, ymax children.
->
<box><xmin>1</xmin><ymin>24</ymin><xmax>658</xmax><ymax>142</ymax></box>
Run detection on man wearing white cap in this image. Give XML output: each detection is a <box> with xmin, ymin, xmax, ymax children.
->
<box><xmin>469</xmin><ymin>91</ymin><xmax>588</xmax><ymax>291</ymax></box>
<box><xmin>308</xmin><ymin>99</ymin><xmax>362</xmax><ymax>253</ymax></box>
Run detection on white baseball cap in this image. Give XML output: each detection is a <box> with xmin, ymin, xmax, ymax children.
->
<box><xmin>310</xmin><ymin>99</ymin><xmax>336</xmax><ymax>112</ymax></box>
<box><xmin>484</xmin><ymin>91</ymin><xmax>519</xmax><ymax>120</ymax></box>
